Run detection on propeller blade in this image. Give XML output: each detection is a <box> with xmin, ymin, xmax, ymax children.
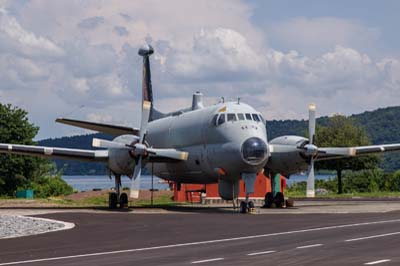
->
<box><xmin>139</xmin><ymin>101</ymin><xmax>151</xmax><ymax>143</ymax></box>
<box><xmin>130</xmin><ymin>157</ymin><xmax>142</xmax><ymax>199</ymax></box>
<box><xmin>92</xmin><ymin>138</ymin><xmax>128</xmax><ymax>149</ymax></box>
<box><xmin>308</xmin><ymin>103</ymin><xmax>316</xmax><ymax>144</ymax></box>
<box><xmin>147</xmin><ymin>148</ymin><xmax>189</xmax><ymax>161</ymax></box>
<box><xmin>306</xmin><ymin>157</ymin><xmax>315</xmax><ymax>198</ymax></box>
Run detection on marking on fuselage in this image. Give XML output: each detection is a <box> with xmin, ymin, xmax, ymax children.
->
<box><xmin>44</xmin><ymin>148</ymin><xmax>53</xmax><ymax>155</ymax></box>
<box><xmin>218</xmin><ymin>106</ymin><xmax>226</xmax><ymax>112</ymax></box>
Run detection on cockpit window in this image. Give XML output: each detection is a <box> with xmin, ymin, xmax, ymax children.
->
<box><xmin>245</xmin><ymin>113</ymin><xmax>252</xmax><ymax>120</ymax></box>
<box><xmin>227</xmin><ymin>113</ymin><xmax>237</xmax><ymax>122</ymax></box>
<box><xmin>212</xmin><ymin>114</ymin><xmax>218</xmax><ymax>126</ymax></box>
<box><xmin>259</xmin><ymin>114</ymin><xmax>266</xmax><ymax>125</ymax></box>
<box><xmin>252</xmin><ymin>114</ymin><xmax>260</xmax><ymax>122</ymax></box>
<box><xmin>218</xmin><ymin>113</ymin><xmax>226</xmax><ymax>125</ymax></box>
<box><xmin>237</xmin><ymin>113</ymin><xmax>245</xmax><ymax>120</ymax></box>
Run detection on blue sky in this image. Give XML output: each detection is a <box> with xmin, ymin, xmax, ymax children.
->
<box><xmin>0</xmin><ymin>0</ymin><xmax>399</xmax><ymax>139</ymax></box>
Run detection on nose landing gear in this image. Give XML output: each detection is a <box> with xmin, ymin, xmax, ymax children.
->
<box><xmin>239</xmin><ymin>173</ymin><xmax>257</xmax><ymax>214</ymax></box>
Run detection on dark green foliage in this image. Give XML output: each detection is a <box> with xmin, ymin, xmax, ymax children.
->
<box><xmin>39</xmin><ymin>133</ymin><xmax>113</xmax><ymax>175</ymax></box>
<box><xmin>315</xmin><ymin>115</ymin><xmax>380</xmax><ymax>172</ymax></box>
<box><xmin>314</xmin><ymin>115</ymin><xmax>380</xmax><ymax>193</ymax></box>
<box><xmin>288</xmin><ymin>169</ymin><xmax>400</xmax><ymax>194</ymax></box>
<box><xmin>28</xmin><ymin>176</ymin><xmax>73</xmax><ymax>198</ymax></box>
<box><xmin>0</xmin><ymin>104</ymin><xmax>48</xmax><ymax>196</ymax></box>
<box><xmin>267</xmin><ymin>106</ymin><xmax>400</xmax><ymax>172</ymax></box>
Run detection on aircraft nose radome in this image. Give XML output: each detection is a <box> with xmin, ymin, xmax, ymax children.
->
<box><xmin>241</xmin><ymin>137</ymin><xmax>268</xmax><ymax>165</ymax></box>
<box><xmin>138</xmin><ymin>44</ymin><xmax>154</xmax><ymax>56</ymax></box>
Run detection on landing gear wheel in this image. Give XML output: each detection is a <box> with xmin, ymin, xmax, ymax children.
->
<box><xmin>247</xmin><ymin>201</ymin><xmax>256</xmax><ymax>214</ymax></box>
<box><xmin>119</xmin><ymin>193</ymin><xmax>128</xmax><ymax>208</ymax></box>
<box><xmin>239</xmin><ymin>201</ymin><xmax>248</xmax><ymax>213</ymax></box>
<box><xmin>109</xmin><ymin>192</ymin><xmax>118</xmax><ymax>209</ymax></box>
<box><xmin>263</xmin><ymin>192</ymin><xmax>274</xmax><ymax>208</ymax></box>
<box><xmin>274</xmin><ymin>192</ymin><xmax>285</xmax><ymax>208</ymax></box>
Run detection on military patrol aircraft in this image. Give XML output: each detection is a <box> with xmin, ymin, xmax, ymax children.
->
<box><xmin>2</xmin><ymin>45</ymin><xmax>400</xmax><ymax>212</ymax></box>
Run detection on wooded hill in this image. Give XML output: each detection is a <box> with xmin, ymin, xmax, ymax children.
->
<box><xmin>39</xmin><ymin>106</ymin><xmax>400</xmax><ymax>175</ymax></box>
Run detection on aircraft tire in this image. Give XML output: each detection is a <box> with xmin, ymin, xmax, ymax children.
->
<box><xmin>239</xmin><ymin>201</ymin><xmax>248</xmax><ymax>213</ymax></box>
<box><xmin>274</xmin><ymin>192</ymin><xmax>285</xmax><ymax>208</ymax></box>
<box><xmin>263</xmin><ymin>192</ymin><xmax>274</xmax><ymax>208</ymax></box>
<box><xmin>119</xmin><ymin>193</ymin><xmax>128</xmax><ymax>208</ymax></box>
<box><xmin>109</xmin><ymin>192</ymin><xmax>118</xmax><ymax>209</ymax></box>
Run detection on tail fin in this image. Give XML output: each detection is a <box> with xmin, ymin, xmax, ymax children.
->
<box><xmin>138</xmin><ymin>45</ymin><xmax>165</xmax><ymax>121</ymax></box>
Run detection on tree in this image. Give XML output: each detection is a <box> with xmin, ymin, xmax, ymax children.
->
<box><xmin>315</xmin><ymin>115</ymin><xmax>380</xmax><ymax>194</ymax></box>
<box><xmin>0</xmin><ymin>104</ymin><xmax>48</xmax><ymax>196</ymax></box>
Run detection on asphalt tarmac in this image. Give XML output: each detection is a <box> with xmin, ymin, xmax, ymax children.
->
<box><xmin>1</xmin><ymin>208</ymin><xmax>400</xmax><ymax>266</ymax></box>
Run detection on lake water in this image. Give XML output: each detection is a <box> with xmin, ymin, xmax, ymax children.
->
<box><xmin>63</xmin><ymin>174</ymin><xmax>336</xmax><ymax>192</ymax></box>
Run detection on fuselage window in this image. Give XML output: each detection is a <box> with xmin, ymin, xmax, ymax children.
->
<box><xmin>245</xmin><ymin>113</ymin><xmax>252</xmax><ymax>120</ymax></box>
<box><xmin>227</xmin><ymin>113</ymin><xmax>237</xmax><ymax>122</ymax></box>
<box><xmin>252</xmin><ymin>114</ymin><xmax>260</xmax><ymax>122</ymax></box>
<box><xmin>237</xmin><ymin>113</ymin><xmax>245</xmax><ymax>120</ymax></box>
<box><xmin>212</xmin><ymin>114</ymin><xmax>219</xmax><ymax>126</ymax></box>
<box><xmin>218</xmin><ymin>113</ymin><xmax>226</xmax><ymax>125</ymax></box>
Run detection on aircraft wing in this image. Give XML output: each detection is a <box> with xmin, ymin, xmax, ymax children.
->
<box><xmin>316</xmin><ymin>143</ymin><xmax>400</xmax><ymax>161</ymax></box>
<box><xmin>0</xmin><ymin>143</ymin><xmax>108</xmax><ymax>162</ymax></box>
<box><xmin>56</xmin><ymin>118</ymin><xmax>139</xmax><ymax>136</ymax></box>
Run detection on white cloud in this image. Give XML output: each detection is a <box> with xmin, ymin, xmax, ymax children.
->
<box><xmin>0</xmin><ymin>0</ymin><xmax>399</xmax><ymax>140</ymax></box>
<box><xmin>268</xmin><ymin>17</ymin><xmax>381</xmax><ymax>56</ymax></box>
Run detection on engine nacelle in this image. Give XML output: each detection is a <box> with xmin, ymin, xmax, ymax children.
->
<box><xmin>265</xmin><ymin>135</ymin><xmax>309</xmax><ymax>177</ymax></box>
<box><xmin>108</xmin><ymin>149</ymin><xmax>135</xmax><ymax>175</ymax></box>
<box><xmin>107</xmin><ymin>135</ymin><xmax>140</xmax><ymax>175</ymax></box>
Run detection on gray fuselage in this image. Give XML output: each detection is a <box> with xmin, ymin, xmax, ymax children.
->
<box><xmin>145</xmin><ymin>101</ymin><xmax>268</xmax><ymax>184</ymax></box>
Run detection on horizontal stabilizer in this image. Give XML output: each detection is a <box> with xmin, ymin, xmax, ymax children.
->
<box><xmin>56</xmin><ymin>118</ymin><xmax>139</xmax><ymax>136</ymax></box>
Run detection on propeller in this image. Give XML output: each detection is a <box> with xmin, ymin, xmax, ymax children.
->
<box><xmin>129</xmin><ymin>100</ymin><xmax>151</xmax><ymax>198</ymax></box>
<box><xmin>300</xmin><ymin>103</ymin><xmax>354</xmax><ymax>197</ymax></box>
<box><xmin>305</xmin><ymin>103</ymin><xmax>317</xmax><ymax>198</ymax></box>
<box><xmin>92</xmin><ymin>44</ymin><xmax>189</xmax><ymax>199</ymax></box>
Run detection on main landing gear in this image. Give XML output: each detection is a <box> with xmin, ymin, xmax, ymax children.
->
<box><xmin>108</xmin><ymin>174</ymin><xmax>129</xmax><ymax>209</ymax></box>
<box><xmin>263</xmin><ymin>192</ymin><xmax>285</xmax><ymax>208</ymax></box>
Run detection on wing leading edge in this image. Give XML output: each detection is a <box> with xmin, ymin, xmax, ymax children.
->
<box><xmin>0</xmin><ymin>143</ymin><xmax>108</xmax><ymax>162</ymax></box>
<box><xmin>316</xmin><ymin>143</ymin><xmax>400</xmax><ymax>161</ymax></box>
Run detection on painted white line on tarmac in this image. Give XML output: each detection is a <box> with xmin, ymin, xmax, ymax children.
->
<box><xmin>345</xmin><ymin>231</ymin><xmax>400</xmax><ymax>242</ymax></box>
<box><xmin>364</xmin><ymin>259</ymin><xmax>391</xmax><ymax>265</ymax></box>
<box><xmin>247</xmin><ymin>250</ymin><xmax>276</xmax><ymax>256</ymax></box>
<box><xmin>192</xmin><ymin>258</ymin><xmax>224</xmax><ymax>264</ymax></box>
<box><xmin>296</xmin><ymin>244</ymin><xmax>323</xmax><ymax>249</ymax></box>
<box><xmin>1</xmin><ymin>219</ymin><xmax>400</xmax><ymax>265</ymax></box>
